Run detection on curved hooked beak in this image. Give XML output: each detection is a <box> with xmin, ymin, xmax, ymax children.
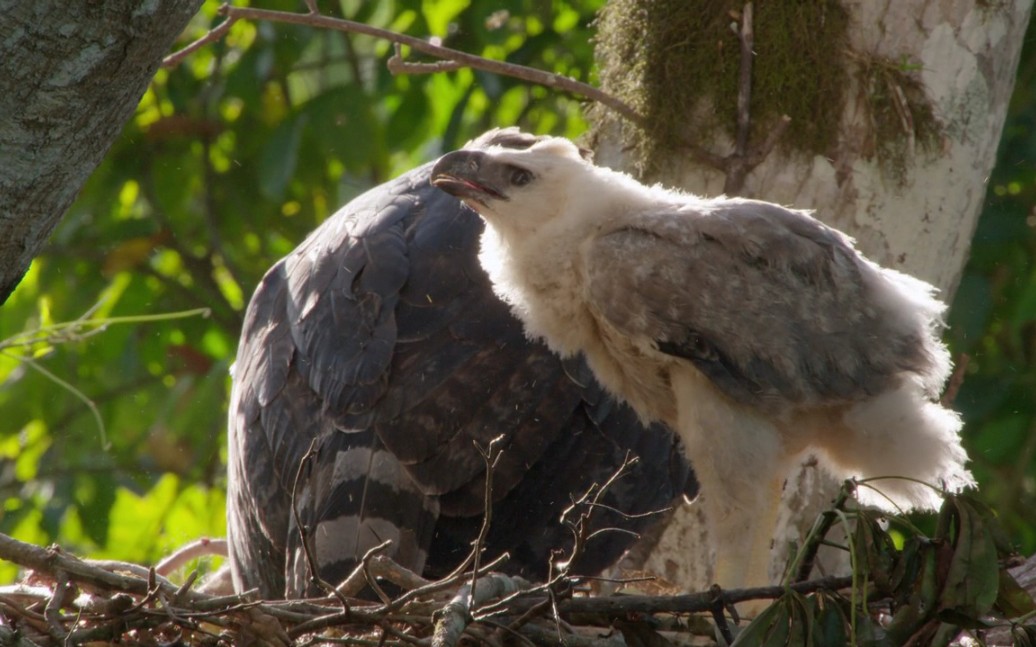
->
<box><xmin>430</xmin><ymin>150</ymin><xmax>509</xmax><ymax>207</ymax></box>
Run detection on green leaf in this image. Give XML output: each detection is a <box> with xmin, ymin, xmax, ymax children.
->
<box><xmin>422</xmin><ymin>0</ymin><xmax>467</xmax><ymax>36</ymax></box>
<box><xmin>813</xmin><ymin>595</ymin><xmax>848</xmax><ymax>647</ymax></box>
<box><xmin>886</xmin><ymin>539</ymin><xmax>939</xmax><ymax>642</ymax></box>
<box><xmin>854</xmin><ymin>510</ymin><xmax>898</xmax><ymax>596</ymax></box>
<box><xmin>732</xmin><ymin>596</ymin><xmax>790</xmax><ymax>647</ymax></box>
<box><xmin>259</xmin><ymin>113</ymin><xmax>308</xmax><ymax>202</ymax></box>
<box><xmin>73</xmin><ymin>471</ymin><xmax>117</xmax><ymax>546</ymax></box>
<box><xmin>940</xmin><ymin>495</ymin><xmax>1002</xmax><ymax>616</ymax></box>
<box><xmin>783</xmin><ymin>591</ymin><xmax>814</xmax><ymax>646</ymax></box>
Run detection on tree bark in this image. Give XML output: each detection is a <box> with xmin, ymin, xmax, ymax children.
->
<box><xmin>592</xmin><ymin>0</ymin><xmax>1033</xmax><ymax>592</ymax></box>
<box><xmin>0</xmin><ymin>0</ymin><xmax>202</xmax><ymax>304</ymax></box>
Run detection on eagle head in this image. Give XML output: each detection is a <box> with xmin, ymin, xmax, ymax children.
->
<box><xmin>431</xmin><ymin>131</ymin><xmax>592</xmax><ymax>233</ymax></box>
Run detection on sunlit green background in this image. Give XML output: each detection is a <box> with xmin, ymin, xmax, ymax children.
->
<box><xmin>1</xmin><ymin>0</ymin><xmax>1034</xmax><ymax>582</ymax></box>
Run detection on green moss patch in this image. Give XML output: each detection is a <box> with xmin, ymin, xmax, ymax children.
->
<box><xmin>595</xmin><ymin>0</ymin><xmax>852</xmax><ymax>175</ymax></box>
<box><xmin>593</xmin><ymin>1</ymin><xmax>947</xmax><ymax>188</ymax></box>
<box><xmin>855</xmin><ymin>53</ymin><xmax>944</xmax><ymax>185</ymax></box>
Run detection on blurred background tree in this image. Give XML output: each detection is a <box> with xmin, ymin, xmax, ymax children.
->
<box><xmin>949</xmin><ymin>27</ymin><xmax>1036</xmax><ymax>552</ymax></box>
<box><xmin>0</xmin><ymin>0</ymin><xmax>1033</xmax><ymax>585</ymax></box>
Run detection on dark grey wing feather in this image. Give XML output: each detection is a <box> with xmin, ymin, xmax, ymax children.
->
<box><xmin>228</xmin><ymin>171</ymin><xmax>425</xmax><ymax>598</ymax></box>
<box><xmin>428</xmin><ymin>356</ymin><xmax>695</xmax><ymax>580</ymax></box>
<box><xmin>588</xmin><ymin>198</ymin><xmax>936</xmax><ymax>411</ymax></box>
<box><xmin>226</xmin><ymin>263</ymin><xmax>324</xmax><ymax>596</ymax></box>
<box><xmin>228</xmin><ymin>162</ymin><xmax>697</xmax><ymax>599</ymax></box>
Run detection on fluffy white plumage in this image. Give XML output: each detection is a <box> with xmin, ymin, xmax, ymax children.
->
<box><xmin>431</xmin><ymin>128</ymin><xmax>973</xmax><ymax>597</ymax></box>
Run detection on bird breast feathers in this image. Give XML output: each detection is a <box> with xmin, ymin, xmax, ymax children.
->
<box><xmin>478</xmin><ymin>223</ymin><xmax>596</xmax><ymax>358</ymax></box>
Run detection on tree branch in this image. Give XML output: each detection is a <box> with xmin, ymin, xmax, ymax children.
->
<box><xmin>679</xmin><ymin>3</ymin><xmax>791</xmax><ymax>196</ymax></box>
<box><xmin>162</xmin><ymin>3</ymin><xmax>643</xmax><ymax>125</ymax></box>
<box><xmin>154</xmin><ymin>537</ymin><xmax>227</xmax><ymax>577</ymax></box>
<box><xmin>733</xmin><ymin>2</ymin><xmax>755</xmax><ymax>160</ymax></box>
<box><xmin>512</xmin><ymin>575</ymin><xmax>856</xmax><ymax>616</ymax></box>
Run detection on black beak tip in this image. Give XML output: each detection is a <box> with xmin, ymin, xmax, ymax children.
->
<box><xmin>430</xmin><ymin>150</ymin><xmax>504</xmax><ymax>203</ymax></box>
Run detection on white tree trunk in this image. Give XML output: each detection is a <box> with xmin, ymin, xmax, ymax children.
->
<box><xmin>592</xmin><ymin>0</ymin><xmax>1032</xmax><ymax>591</ymax></box>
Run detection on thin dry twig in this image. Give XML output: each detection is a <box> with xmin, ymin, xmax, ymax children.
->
<box><xmin>289</xmin><ymin>437</ymin><xmax>351</xmax><ymax>609</ymax></box>
<box><xmin>941</xmin><ymin>352</ymin><xmax>970</xmax><ymax>407</ymax></box>
<box><xmin>468</xmin><ymin>435</ymin><xmax>506</xmax><ymax>611</ymax></box>
<box><xmin>154</xmin><ymin>537</ymin><xmax>227</xmax><ymax>576</ymax></box>
<box><xmin>477</xmin><ymin>453</ymin><xmax>643</xmax><ymax>629</ymax></box>
<box><xmin>162</xmin><ymin>3</ymin><xmax>642</xmax><ymax>124</ymax></box>
<box><xmin>388</xmin><ymin>43</ymin><xmax>463</xmax><ymax>74</ymax></box>
<box><xmin>337</xmin><ymin>553</ymin><xmax>432</xmax><ymax>598</ymax></box>
<box><xmin>162</xmin><ymin>16</ymin><xmax>237</xmax><ymax>69</ymax></box>
<box><xmin>679</xmin><ymin>3</ymin><xmax>792</xmax><ymax>195</ymax></box>
<box><xmin>0</xmin><ymin>530</ymin><xmax>863</xmax><ymax>646</ymax></box>
<box><xmin>361</xmin><ymin>541</ymin><xmax>395</xmax><ymax>605</ymax></box>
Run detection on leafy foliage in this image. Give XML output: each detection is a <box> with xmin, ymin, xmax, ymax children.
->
<box><xmin>730</xmin><ymin>492</ymin><xmax>1033</xmax><ymax>646</ymax></box>
<box><xmin>946</xmin><ymin>17</ymin><xmax>1036</xmax><ymax>557</ymax></box>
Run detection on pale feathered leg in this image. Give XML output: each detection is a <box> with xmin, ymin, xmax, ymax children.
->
<box><xmin>672</xmin><ymin>368</ymin><xmax>788</xmax><ymax>616</ymax></box>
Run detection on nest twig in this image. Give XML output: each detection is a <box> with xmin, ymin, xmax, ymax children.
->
<box><xmin>2</xmin><ymin>461</ymin><xmax>1022</xmax><ymax>646</ymax></box>
<box><xmin>0</xmin><ymin>529</ymin><xmax>860</xmax><ymax>647</ymax></box>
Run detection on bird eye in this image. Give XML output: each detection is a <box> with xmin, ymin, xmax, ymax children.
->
<box><xmin>690</xmin><ymin>334</ymin><xmax>717</xmax><ymax>361</ymax></box>
<box><xmin>509</xmin><ymin>167</ymin><xmax>533</xmax><ymax>187</ymax></box>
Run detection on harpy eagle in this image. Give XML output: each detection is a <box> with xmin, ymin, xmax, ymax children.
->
<box><xmin>431</xmin><ymin>129</ymin><xmax>974</xmax><ymax>594</ymax></box>
<box><xmin>225</xmin><ymin>129</ymin><xmax>696</xmax><ymax>598</ymax></box>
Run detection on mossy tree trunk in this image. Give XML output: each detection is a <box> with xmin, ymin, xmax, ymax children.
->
<box><xmin>590</xmin><ymin>0</ymin><xmax>1033</xmax><ymax>591</ymax></box>
<box><xmin>0</xmin><ymin>1</ymin><xmax>202</xmax><ymax>304</ymax></box>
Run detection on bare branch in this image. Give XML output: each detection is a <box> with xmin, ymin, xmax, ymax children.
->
<box><xmin>1</xmin><ymin>454</ymin><xmax>996</xmax><ymax>645</ymax></box>
<box><xmin>154</xmin><ymin>537</ymin><xmax>228</xmax><ymax>576</ymax></box>
<box><xmin>733</xmin><ymin>2</ymin><xmax>755</xmax><ymax>159</ymax></box>
<box><xmin>680</xmin><ymin>3</ymin><xmax>791</xmax><ymax>196</ymax></box>
<box><xmin>162</xmin><ymin>16</ymin><xmax>238</xmax><ymax>68</ymax></box>
<box><xmin>337</xmin><ymin>552</ymin><xmax>432</xmax><ymax>598</ymax></box>
<box><xmin>388</xmin><ymin>43</ymin><xmax>463</xmax><ymax>75</ymax></box>
<box><xmin>941</xmin><ymin>352</ymin><xmax>970</xmax><ymax>407</ymax></box>
<box><xmin>468</xmin><ymin>435</ymin><xmax>505</xmax><ymax>611</ymax></box>
<box><xmin>505</xmin><ymin>574</ymin><xmax>856</xmax><ymax>616</ymax></box>
<box><xmin>163</xmin><ymin>3</ymin><xmax>643</xmax><ymax>124</ymax></box>
<box><xmin>43</xmin><ymin>570</ymin><xmax>71</xmax><ymax>642</ymax></box>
